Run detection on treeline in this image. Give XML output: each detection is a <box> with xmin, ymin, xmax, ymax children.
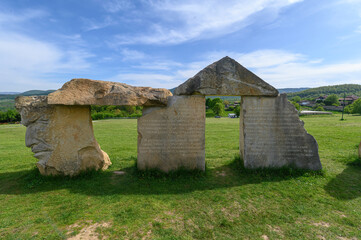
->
<box><xmin>0</xmin><ymin>109</ymin><xmax>21</xmax><ymax>123</ymax></box>
<box><xmin>91</xmin><ymin>105</ymin><xmax>142</xmax><ymax>120</ymax></box>
<box><xmin>287</xmin><ymin>84</ymin><xmax>361</xmax><ymax>99</ymax></box>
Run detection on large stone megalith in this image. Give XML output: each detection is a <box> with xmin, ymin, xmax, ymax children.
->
<box><xmin>16</xmin><ymin>96</ymin><xmax>111</xmax><ymax>176</ymax></box>
<box><xmin>240</xmin><ymin>94</ymin><xmax>322</xmax><ymax>170</ymax></box>
<box><xmin>138</xmin><ymin>95</ymin><xmax>205</xmax><ymax>172</ymax></box>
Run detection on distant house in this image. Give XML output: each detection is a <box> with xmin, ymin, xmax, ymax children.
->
<box><xmin>300</xmin><ymin>100</ymin><xmax>311</xmax><ymax>106</ymax></box>
<box><xmin>315</xmin><ymin>95</ymin><xmax>328</xmax><ymax>102</ymax></box>
<box><xmin>228</xmin><ymin>113</ymin><xmax>237</xmax><ymax>118</ymax></box>
<box><xmin>339</xmin><ymin>95</ymin><xmax>359</xmax><ymax>106</ymax></box>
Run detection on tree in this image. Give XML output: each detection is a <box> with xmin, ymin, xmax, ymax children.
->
<box><xmin>352</xmin><ymin>99</ymin><xmax>361</xmax><ymax>114</ymax></box>
<box><xmin>291</xmin><ymin>96</ymin><xmax>301</xmax><ymax>102</ymax></box>
<box><xmin>223</xmin><ymin>100</ymin><xmax>230</xmax><ymax>106</ymax></box>
<box><xmin>324</xmin><ymin>94</ymin><xmax>340</xmax><ymax>106</ymax></box>
<box><xmin>210</xmin><ymin>98</ymin><xmax>223</xmax><ymax>109</ymax></box>
<box><xmin>206</xmin><ymin>98</ymin><xmax>212</xmax><ymax>108</ymax></box>
<box><xmin>212</xmin><ymin>102</ymin><xmax>224</xmax><ymax>116</ymax></box>
<box><xmin>234</xmin><ymin>105</ymin><xmax>240</xmax><ymax>117</ymax></box>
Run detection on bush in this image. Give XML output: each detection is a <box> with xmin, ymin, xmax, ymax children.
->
<box><xmin>344</xmin><ymin>104</ymin><xmax>353</xmax><ymax>114</ymax></box>
<box><xmin>206</xmin><ymin>109</ymin><xmax>215</xmax><ymax>118</ymax></box>
<box><xmin>351</xmin><ymin>99</ymin><xmax>361</xmax><ymax>114</ymax></box>
<box><xmin>315</xmin><ymin>106</ymin><xmax>325</xmax><ymax>111</ymax></box>
<box><xmin>0</xmin><ymin>109</ymin><xmax>21</xmax><ymax>123</ymax></box>
<box><xmin>234</xmin><ymin>105</ymin><xmax>240</xmax><ymax>117</ymax></box>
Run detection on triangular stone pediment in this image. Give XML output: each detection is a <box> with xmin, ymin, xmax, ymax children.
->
<box><xmin>174</xmin><ymin>56</ymin><xmax>278</xmax><ymax>96</ymax></box>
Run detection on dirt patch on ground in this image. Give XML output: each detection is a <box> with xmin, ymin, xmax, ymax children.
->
<box><xmin>312</xmin><ymin>222</ymin><xmax>330</xmax><ymax>228</ymax></box>
<box><xmin>67</xmin><ymin>221</ymin><xmax>111</xmax><ymax>240</ymax></box>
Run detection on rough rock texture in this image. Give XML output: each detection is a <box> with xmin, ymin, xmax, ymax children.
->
<box><xmin>16</xmin><ymin>96</ymin><xmax>111</xmax><ymax>176</ymax></box>
<box><xmin>48</xmin><ymin>78</ymin><xmax>172</xmax><ymax>106</ymax></box>
<box><xmin>240</xmin><ymin>94</ymin><xmax>322</xmax><ymax>170</ymax></box>
<box><xmin>174</xmin><ymin>56</ymin><xmax>278</xmax><ymax>96</ymax></box>
<box><xmin>137</xmin><ymin>95</ymin><xmax>205</xmax><ymax>172</ymax></box>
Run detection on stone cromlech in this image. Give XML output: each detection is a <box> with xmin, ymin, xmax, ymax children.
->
<box><xmin>239</xmin><ymin>94</ymin><xmax>322</xmax><ymax>170</ymax></box>
<box><xmin>16</xmin><ymin>96</ymin><xmax>111</xmax><ymax>176</ymax></box>
<box><xmin>137</xmin><ymin>95</ymin><xmax>205</xmax><ymax>172</ymax></box>
<box><xmin>17</xmin><ymin>57</ymin><xmax>322</xmax><ymax>175</ymax></box>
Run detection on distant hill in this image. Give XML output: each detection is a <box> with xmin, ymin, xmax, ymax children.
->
<box><xmin>286</xmin><ymin>84</ymin><xmax>361</xmax><ymax>99</ymax></box>
<box><xmin>0</xmin><ymin>92</ymin><xmax>21</xmax><ymax>95</ymax></box>
<box><xmin>278</xmin><ymin>88</ymin><xmax>309</xmax><ymax>93</ymax></box>
<box><xmin>0</xmin><ymin>90</ymin><xmax>55</xmax><ymax>111</ymax></box>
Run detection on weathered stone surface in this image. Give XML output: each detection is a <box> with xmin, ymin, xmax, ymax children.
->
<box><xmin>16</xmin><ymin>96</ymin><xmax>111</xmax><ymax>176</ymax></box>
<box><xmin>137</xmin><ymin>95</ymin><xmax>205</xmax><ymax>172</ymax></box>
<box><xmin>48</xmin><ymin>78</ymin><xmax>172</xmax><ymax>106</ymax></box>
<box><xmin>240</xmin><ymin>94</ymin><xmax>322</xmax><ymax>170</ymax></box>
<box><xmin>174</xmin><ymin>56</ymin><xmax>278</xmax><ymax>96</ymax></box>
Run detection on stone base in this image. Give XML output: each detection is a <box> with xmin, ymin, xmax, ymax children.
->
<box><xmin>137</xmin><ymin>95</ymin><xmax>205</xmax><ymax>172</ymax></box>
<box><xmin>240</xmin><ymin>94</ymin><xmax>322</xmax><ymax>170</ymax></box>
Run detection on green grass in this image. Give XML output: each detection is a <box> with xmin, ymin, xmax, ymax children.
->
<box><xmin>0</xmin><ymin>115</ymin><xmax>361</xmax><ymax>239</ymax></box>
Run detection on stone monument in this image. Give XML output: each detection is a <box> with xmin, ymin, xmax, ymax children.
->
<box><xmin>137</xmin><ymin>95</ymin><xmax>205</xmax><ymax>172</ymax></box>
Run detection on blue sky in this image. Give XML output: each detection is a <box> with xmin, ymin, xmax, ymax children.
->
<box><xmin>1</xmin><ymin>0</ymin><xmax>361</xmax><ymax>92</ymax></box>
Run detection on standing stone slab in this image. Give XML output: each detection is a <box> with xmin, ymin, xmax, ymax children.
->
<box><xmin>16</xmin><ymin>96</ymin><xmax>111</xmax><ymax>176</ymax></box>
<box><xmin>240</xmin><ymin>94</ymin><xmax>322</xmax><ymax>170</ymax></box>
<box><xmin>138</xmin><ymin>95</ymin><xmax>205</xmax><ymax>172</ymax></box>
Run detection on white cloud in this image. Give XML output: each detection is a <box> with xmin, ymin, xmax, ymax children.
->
<box><xmin>0</xmin><ymin>32</ymin><xmax>93</xmax><ymax>91</ymax></box>
<box><xmin>115</xmin><ymin>0</ymin><xmax>303</xmax><ymax>45</ymax></box>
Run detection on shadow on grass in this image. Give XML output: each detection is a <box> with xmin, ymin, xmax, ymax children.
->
<box><xmin>0</xmin><ymin>156</ymin><xmax>324</xmax><ymax>196</ymax></box>
<box><xmin>324</xmin><ymin>157</ymin><xmax>361</xmax><ymax>200</ymax></box>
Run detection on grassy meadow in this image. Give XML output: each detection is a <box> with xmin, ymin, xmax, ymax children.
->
<box><xmin>0</xmin><ymin>114</ymin><xmax>360</xmax><ymax>239</ymax></box>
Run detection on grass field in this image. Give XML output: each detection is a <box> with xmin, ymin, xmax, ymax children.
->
<box><xmin>0</xmin><ymin>114</ymin><xmax>360</xmax><ymax>239</ymax></box>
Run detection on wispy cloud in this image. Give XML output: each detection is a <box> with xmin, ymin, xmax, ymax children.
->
<box><xmin>82</xmin><ymin>16</ymin><xmax>116</xmax><ymax>31</ymax></box>
<box><xmin>120</xmin><ymin>48</ymin><xmax>147</xmax><ymax>61</ymax></box>
<box><xmin>101</xmin><ymin>0</ymin><xmax>134</xmax><ymax>13</ymax></box>
<box><xmin>0</xmin><ymin>9</ymin><xmax>47</xmax><ymax>24</ymax></box>
<box><xmin>114</xmin><ymin>0</ymin><xmax>303</xmax><ymax>45</ymax></box>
